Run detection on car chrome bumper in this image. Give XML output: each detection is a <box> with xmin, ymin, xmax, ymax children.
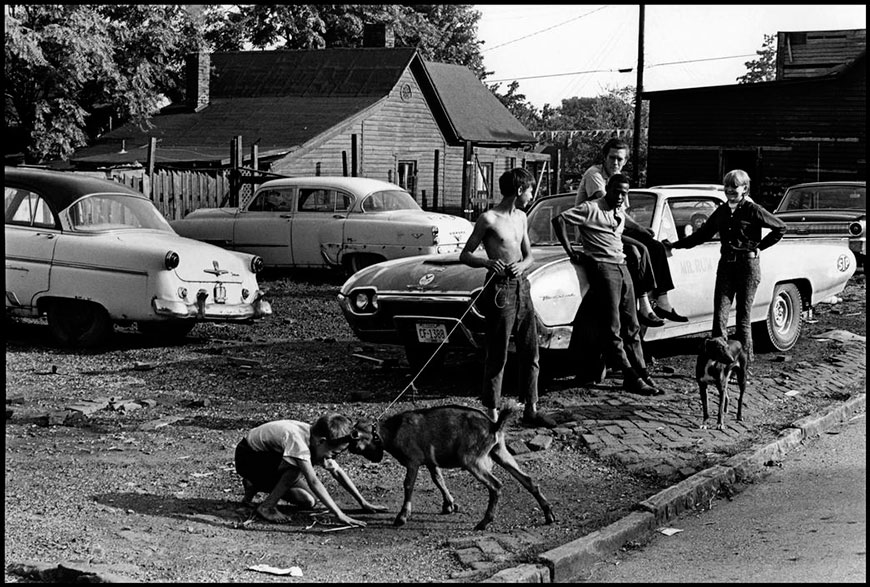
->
<box><xmin>152</xmin><ymin>291</ymin><xmax>272</xmax><ymax>320</ymax></box>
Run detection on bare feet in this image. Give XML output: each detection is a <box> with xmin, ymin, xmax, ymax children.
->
<box><xmin>256</xmin><ymin>504</ymin><xmax>291</xmax><ymax>523</ymax></box>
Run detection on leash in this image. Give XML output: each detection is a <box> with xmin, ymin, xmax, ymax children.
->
<box><xmin>376</xmin><ymin>270</ymin><xmax>500</xmax><ymax>421</ymax></box>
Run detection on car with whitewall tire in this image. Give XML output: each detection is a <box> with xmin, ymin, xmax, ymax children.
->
<box><xmin>5</xmin><ymin>166</ymin><xmax>272</xmax><ymax>348</ymax></box>
<box><xmin>338</xmin><ymin>188</ymin><xmax>856</xmax><ymax>370</ymax></box>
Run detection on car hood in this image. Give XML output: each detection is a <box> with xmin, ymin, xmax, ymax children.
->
<box><xmin>177</xmin><ymin>207</ymin><xmax>240</xmax><ymax>220</ymax></box>
<box><xmin>62</xmin><ymin>229</ymin><xmax>255</xmax><ymax>283</ymax></box>
<box><xmin>340</xmin><ymin>246</ymin><xmax>570</xmax><ymax>294</ymax></box>
<box><xmin>775</xmin><ymin>210</ymin><xmax>865</xmax><ymax>222</ymax></box>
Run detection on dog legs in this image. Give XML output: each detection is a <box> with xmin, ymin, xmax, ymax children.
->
<box><xmin>716</xmin><ymin>371</ymin><xmax>731</xmax><ymax>430</ymax></box>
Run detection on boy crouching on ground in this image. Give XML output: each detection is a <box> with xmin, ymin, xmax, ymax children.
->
<box><xmin>234</xmin><ymin>413</ymin><xmax>387</xmax><ymax>526</ymax></box>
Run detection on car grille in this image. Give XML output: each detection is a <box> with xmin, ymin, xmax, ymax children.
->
<box><xmin>785</xmin><ymin>221</ymin><xmax>851</xmax><ymax>236</ymax></box>
<box><xmin>375</xmin><ymin>294</ymin><xmax>485</xmax><ymax>332</ymax></box>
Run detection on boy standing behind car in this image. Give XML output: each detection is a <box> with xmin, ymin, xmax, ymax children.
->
<box><xmin>460</xmin><ymin>168</ymin><xmax>556</xmax><ymax>429</ymax></box>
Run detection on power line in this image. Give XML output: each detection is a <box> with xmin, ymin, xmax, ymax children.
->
<box><xmin>487</xmin><ymin>53</ymin><xmax>759</xmax><ymax>83</ymax></box>
<box><xmin>481</xmin><ymin>6</ymin><xmax>609</xmax><ymax>53</ymax></box>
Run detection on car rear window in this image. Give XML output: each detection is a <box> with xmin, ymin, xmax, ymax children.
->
<box><xmin>4</xmin><ymin>187</ymin><xmax>57</xmax><ymax>229</ymax></box>
<box><xmin>781</xmin><ymin>186</ymin><xmax>866</xmax><ymax>211</ymax></box>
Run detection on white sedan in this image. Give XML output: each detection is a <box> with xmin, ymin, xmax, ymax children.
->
<box><xmin>5</xmin><ymin>166</ymin><xmax>272</xmax><ymax>348</ymax></box>
<box><xmin>170</xmin><ymin>176</ymin><xmax>474</xmax><ymax>274</ymax></box>
<box><xmin>338</xmin><ymin>188</ymin><xmax>856</xmax><ymax>370</ymax></box>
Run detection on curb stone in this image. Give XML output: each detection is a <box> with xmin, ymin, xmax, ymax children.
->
<box><xmin>481</xmin><ymin>392</ymin><xmax>866</xmax><ymax>583</ymax></box>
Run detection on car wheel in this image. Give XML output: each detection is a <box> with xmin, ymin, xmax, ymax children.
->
<box><xmin>344</xmin><ymin>254</ymin><xmax>386</xmax><ymax>277</ymax></box>
<box><xmin>753</xmin><ymin>283</ymin><xmax>803</xmax><ymax>352</ymax></box>
<box><xmin>137</xmin><ymin>320</ymin><xmax>196</xmax><ymax>341</ymax></box>
<box><xmin>47</xmin><ymin>300</ymin><xmax>113</xmax><ymax>348</ymax></box>
<box><xmin>404</xmin><ymin>344</ymin><xmax>446</xmax><ymax>375</ymax></box>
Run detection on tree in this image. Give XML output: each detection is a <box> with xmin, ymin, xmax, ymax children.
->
<box><xmin>202</xmin><ymin>4</ymin><xmax>487</xmax><ymax>76</ymax></box>
<box><xmin>489</xmin><ymin>80</ymin><xmax>541</xmax><ymax>130</ymax></box>
<box><xmin>738</xmin><ymin>33</ymin><xmax>777</xmax><ymax>84</ymax></box>
<box><xmin>5</xmin><ymin>4</ymin><xmax>202</xmax><ymax>163</ymax></box>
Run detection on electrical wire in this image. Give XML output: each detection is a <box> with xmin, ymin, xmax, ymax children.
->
<box><xmin>482</xmin><ymin>6</ymin><xmax>609</xmax><ymax>53</ymax></box>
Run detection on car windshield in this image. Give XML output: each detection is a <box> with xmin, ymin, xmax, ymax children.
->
<box><xmin>527</xmin><ymin>193</ymin><xmax>657</xmax><ymax>246</ymax></box>
<box><xmin>780</xmin><ymin>185</ymin><xmax>866</xmax><ymax>212</ymax></box>
<box><xmin>361</xmin><ymin>190</ymin><xmax>420</xmax><ymax>213</ymax></box>
<box><xmin>68</xmin><ymin>194</ymin><xmax>174</xmax><ymax>233</ymax></box>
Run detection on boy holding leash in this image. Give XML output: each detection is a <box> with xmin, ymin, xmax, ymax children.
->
<box><xmin>460</xmin><ymin>167</ymin><xmax>556</xmax><ymax>429</ymax></box>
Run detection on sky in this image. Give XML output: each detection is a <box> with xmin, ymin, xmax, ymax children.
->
<box><xmin>475</xmin><ymin>4</ymin><xmax>867</xmax><ymax>109</ymax></box>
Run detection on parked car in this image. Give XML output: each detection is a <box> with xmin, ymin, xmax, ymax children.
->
<box><xmin>773</xmin><ymin>181</ymin><xmax>866</xmax><ymax>264</ymax></box>
<box><xmin>338</xmin><ymin>188</ymin><xmax>856</xmax><ymax>371</ymax></box>
<box><xmin>170</xmin><ymin>176</ymin><xmax>474</xmax><ymax>274</ymax></box>
<box><xmin>5</xmin><ymin>166</ymin><xmax>272</xmax><ymax>348</ymax></box>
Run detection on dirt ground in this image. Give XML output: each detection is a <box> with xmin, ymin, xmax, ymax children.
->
<box><xmin>4</xmin><ymin>268</ymin><xmax>865</xmax><ymax>583</ymax></box>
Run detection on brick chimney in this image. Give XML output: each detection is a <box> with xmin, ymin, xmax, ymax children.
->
<box><xmin>363</xmin><ymin>23</ymin><xmax>394</xmax><ymax>48</ymax></box>
<box><xmin>185</xmin><ymin>51</ymin><xmax>210</xmax><ymax>112</ymax></box>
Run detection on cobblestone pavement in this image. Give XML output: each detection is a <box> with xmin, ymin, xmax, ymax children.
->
<box><xmin>543</xmin><ymin>342</ymin><xmax>865</xmax><ymax>480</ymax></box>
<box><xmin>443</xmin><ymin>339</ymin><xmax>866</xmax><ymax>581</ymax></box>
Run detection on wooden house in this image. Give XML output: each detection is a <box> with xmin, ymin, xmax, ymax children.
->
<box><xmin>71</xmin><ymin>32</ymin><xmax>550</xmax><ymax>219</ymax></box>
<box><xmin>642</xmin><ymin>29</ymin><xmax>866</xmax><ymax>209</ymax></box>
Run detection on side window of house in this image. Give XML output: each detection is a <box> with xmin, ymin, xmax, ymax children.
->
<box><xmin>298</xmin><ymin>188</ymin><xmax>335</xmax><ymax>213</ymax></box>
<box><xmin>667</xmin><ymin>198</ymin><xmax>720</xmax><ymax>240</ymax></box>
<box><xmin>250</xmin><ymin>188</ymin><xmax>294</xmax><ymax>212</ymax></box>
<box><xmin>476</xmin><ymin>162</ymin><xmax>493</xmax><ymax>206</ymax></box>
<box><xmin>5</xmin><ymin>187</ymin><xmax>56</xmax><ymax>228</ymax></box>
<box><xmin>397</xmin><ymin>160</ymin><xmax>417</xmax><ymax>197</ymax></box>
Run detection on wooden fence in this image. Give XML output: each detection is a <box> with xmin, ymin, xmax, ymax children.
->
<box><xmin>106</xmin><ymin>168</ymin><xmax>231</xmax><ymax>221</ymax></box>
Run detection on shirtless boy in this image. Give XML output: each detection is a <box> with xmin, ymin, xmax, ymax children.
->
<box><xmin>459</xmin><ymin>168</ymin><xmax>556</xmax><ymax>428</ymax></box>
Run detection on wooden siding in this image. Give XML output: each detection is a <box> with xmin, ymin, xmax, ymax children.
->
<box><xmin>646</xmin><ymin>59</ymin><xmax>865</xmax><ymax>209</ymax></box>
<box><xmin>777</xmin><ymin>29</ymin><xmax>866</xmax><ymax>80</ymax></box>
<box><xmin>269</xmin><ymin>68</ymin><xmax>549</xmax><ymax>218</ymax></box>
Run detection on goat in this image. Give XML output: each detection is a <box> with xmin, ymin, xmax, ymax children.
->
<box><xmin>348</xmin><ymin>403</ymin><xmax>556</xmax><ymax>531</ymax></box>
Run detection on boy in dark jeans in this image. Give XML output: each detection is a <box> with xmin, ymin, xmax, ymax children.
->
<box><xmin>460</xmin><ymin>168</ymin><xmax>556</xmax><ymax>428</ymax></box>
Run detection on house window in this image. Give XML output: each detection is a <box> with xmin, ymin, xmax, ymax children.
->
<box><xmin>476</xmin><ymin>162</ymin><xmax>493</xmax><ymax>204</ymax></box>
<box><xmin>397</xmin><ymin>160</ymin><xmax>417</xmax><ymax>196</ymax></box>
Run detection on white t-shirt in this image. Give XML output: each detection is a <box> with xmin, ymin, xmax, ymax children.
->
<box><xmin>246</xmin><ymin>420</ymin><xmax>312</xmax><ymax>464</ymax></box>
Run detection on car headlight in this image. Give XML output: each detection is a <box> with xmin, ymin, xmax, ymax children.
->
<box><xmin>251</xmin><ymin>256</ymin><xmax>265</xmax><ymax>273</ymax></box>
<box><xmin>165</xmin><ymin>251</ymin><xmax>180</xmax><ymax>270</ymax></box>
<box><xmin>848</xmin><ymin>221</ymin><xmax>864</xmax><ymax>237</ymax></box>
<box><xmin>431</xmin><ymin>225</ymin><xmax>439</xmax><ymax>244</ymax></box>
<box><xmin>351</xmin><ymin>289</ymin><xmax>378</xmax><ymax>313</ymax></box>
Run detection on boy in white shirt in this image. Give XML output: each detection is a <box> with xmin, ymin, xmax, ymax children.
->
<box><xmin>235</xmin><ymin>413</ymin><xmax>386</xmax><ymax>526</ymax></box>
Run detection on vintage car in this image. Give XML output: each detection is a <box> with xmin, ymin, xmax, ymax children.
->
<box><xmin>5</xmin><ymin>166</ymin><xmax>272</xmax><ymax>348</ymax></box>
<box><xmin>170</xmin><ymin>176</ymin><xmax>474</xmax><ymax>274</ymax></box>
<box><xmin>773</xmin><ymin>181</ymin><xmax>866</xmax><ymax>265</ymax></box>
<box><xmin>338</xmin><ymin>187</ymin><xmax>856</xmax><ymax>371</ymax></box>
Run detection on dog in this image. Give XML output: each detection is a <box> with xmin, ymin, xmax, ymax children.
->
<box><xmin>695</xmin><ymin>336</ymin><xmax>748</xmax><ymax>430</ymax></box>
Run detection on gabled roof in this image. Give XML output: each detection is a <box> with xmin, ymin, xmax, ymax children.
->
<box><xmin>72</xmin><ymin>47</ymin><xmax>536</xmax><ymax>167</ymax></box>
<box><xmin>423</xmin><ymin>61</ymin><xmax>536</xmax><ymax>144</ymax></box>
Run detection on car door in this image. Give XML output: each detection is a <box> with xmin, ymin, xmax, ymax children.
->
<box><xmin>291</xmin><ymin>187</ymin><xmax>350</xmax><ymax>267</ymax></box>
<box><xmin>661</xmin><ymin>195</ymin><xmax>724</xmax><ymax>323</ymax></box>
<box><xmin>4</xmin><ymin>187</ymin><xmax>60</xmax><ymax>309</ymax></box>
<box><xmin>232</xmin><ymin>186</ymin><xmax>296</xmax><ymax>266</ymax></box>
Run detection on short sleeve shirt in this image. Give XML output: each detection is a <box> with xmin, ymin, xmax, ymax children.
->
<box><xmin>246</xmin><ymin>420</ymin><xmax>312</xmax><ymax>465</ymax></box>
<box><xmin>558</xmin><ymin>198</ymin><xmax>626</xmax><ymax>264</ymax></box>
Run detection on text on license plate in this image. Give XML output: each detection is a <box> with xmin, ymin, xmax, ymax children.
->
<box><xmin>416</xmin><ymin>322</ymin><xmax>448</xmax><ymax>343</ymax></box>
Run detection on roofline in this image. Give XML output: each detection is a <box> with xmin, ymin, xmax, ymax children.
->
<box><xmin>642</xmin><ymin>50</ymin><xmax>865</xmax><ymax>99</ymax></box>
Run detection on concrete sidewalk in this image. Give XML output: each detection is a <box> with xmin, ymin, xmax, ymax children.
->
<box><xmin>472</xmin><ymin>339</ymin><xmax>865</xmax><ymax>583</ymax></box>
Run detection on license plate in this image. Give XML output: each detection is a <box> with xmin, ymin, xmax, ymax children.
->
<box><xmin>213</xmin><ymin>283</ymin><xmax>227</xmax><ymax>303</ymax></box>
<box><xmin>416</xmin><ymin>322</ymin><xmax>448</xmax><ymax>343</ymax></box>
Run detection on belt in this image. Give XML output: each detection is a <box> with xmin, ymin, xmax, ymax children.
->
<box><xmin>722</xmin><ymin>250</ymin><xmax>758</xmax><ymax>262</ymax></box>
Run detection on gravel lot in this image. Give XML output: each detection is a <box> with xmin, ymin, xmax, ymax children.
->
<box><xmin>4</xmin><ymin>268</ymin><xmax>865</xmax><ymax>583</ymax></box>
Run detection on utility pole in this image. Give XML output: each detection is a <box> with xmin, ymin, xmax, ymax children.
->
<box><xmin>633</xmin><ymin>4</ymin><xmax>645</xmax><ymax>187</ymax></box>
